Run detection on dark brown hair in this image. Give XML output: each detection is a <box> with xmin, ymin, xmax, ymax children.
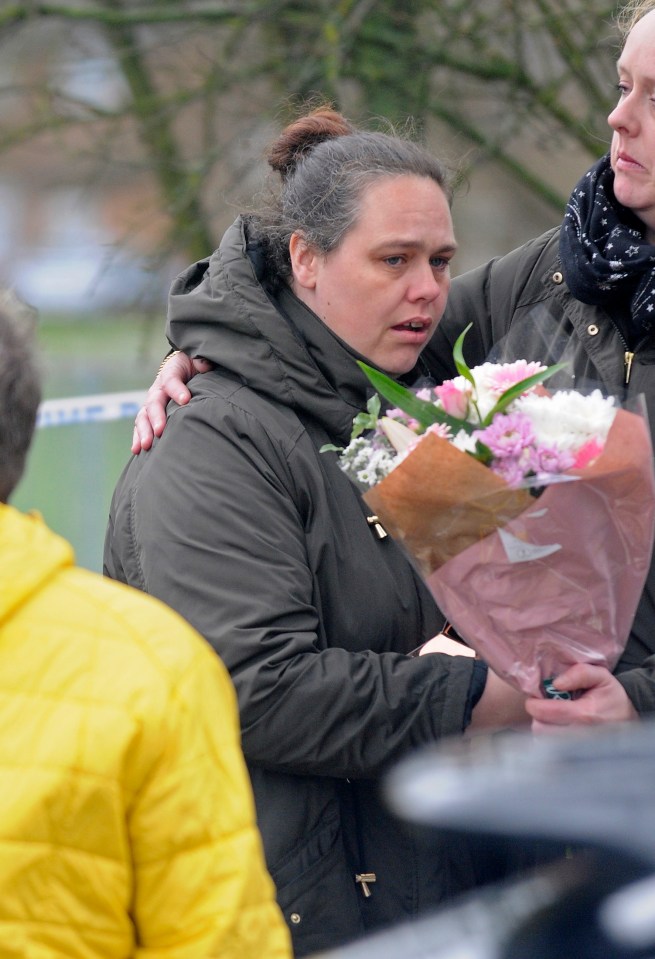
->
<box><xmin>253</xmin><ymin>104</ymin><xmax>452</xmax><ymax>283</ymax></box>
<box><xmin>267</xmin><ymin>107</ymin><xmax>355</xmax><ymax>180</ymax></box>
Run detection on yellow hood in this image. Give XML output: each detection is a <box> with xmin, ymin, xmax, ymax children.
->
<box><xmin>0</xmin><ymin>503</ymin><xmax>74</xmax><ymax>624</ymax></box>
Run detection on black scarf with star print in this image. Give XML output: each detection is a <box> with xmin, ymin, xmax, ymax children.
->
<box><xmin>559</xmin><ymin>152</ymin><xmax>655</xmax><ymax>340</ymax></box>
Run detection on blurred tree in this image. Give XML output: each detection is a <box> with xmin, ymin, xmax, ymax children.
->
<box><xmin>0</xmin><ymin>0</ymin><xmax>622</xmax><ymax>264</ymax></box>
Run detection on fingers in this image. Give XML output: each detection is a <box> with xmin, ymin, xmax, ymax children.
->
<box><xmin>159</xmin><ymin>377</ymin><xmax>192</xmax><ymax>407</ymax></box>
<box><xmin>526</xmin><ymin>697</ymin><xmax>578</xmax><ymax>726</ymax></box>
<box><xmin>131</xmin><ymin>352</ymin><xmax>199</xmax><ymax>454</ymax></box>
<box><xmin>132</xmin><ymin>385</ymin><xmax>180</xmax><ymax>454</ymax></box>
<box><xmin>544</xmin><ymin>662</ymin><xmax>608</xmax><ymax>693</ymax></box>
<box><xmin>131</xmin><ymin>352</ymin><xmax>213</xmax><ymax>454</ymax></box>
<box><xmin>193</xmin><ymin>356</ymin><xmax>214</xmax><ymax>374</ymax></box>
<box><xmin>131</xmin><ymin>423</ymin><xmax>147</xmax><ymax>455</ymax></box>
<box><xmin>161</xmin><ymin>352</ymin><xmax>202</xmax><ymax>398</ymax></box>
<box><xmin>132</xmin><ymin>403</ymin><xmax>159</xmax><ymax>454</ymax></box>
<box><xmin>526</xmin><ymin>665</ymin><xmax>637</xmax><ymax>730</ymax></box>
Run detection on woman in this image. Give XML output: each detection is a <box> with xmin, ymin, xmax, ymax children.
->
<box><xmin>105</xmin><ymin>108</ymin><xmax>527</xmax><ymax>957</ymax></box>
<box><xmin>428</xmin><ymin>0</ymin><xmax>655</xmax><ymax>731</ymax></box>
<box><xmin>143</xmin><ymin>1</ymin><xmax>655</xmax><ymax>735</ymax></box>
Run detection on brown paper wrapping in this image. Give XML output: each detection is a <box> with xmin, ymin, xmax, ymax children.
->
<box><xmin>364</xmin><ymin>408</ymin><xmax>655</xmax><ymax>695</ymax></box>
<box><xmin>364</xmin><ymin>431</ymin><xmax>532</xmax><ymax>574</ymax></box>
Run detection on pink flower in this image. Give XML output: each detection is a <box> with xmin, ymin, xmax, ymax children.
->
<box><xmin>385</xmin><ymin>407</ymin><xmax>421</xmax><ymax>431</ymax></box>
<box><xmin>486</xmin><ymin>360</ymin><xmax>546</xmax><ymax>395</ymax></box>
<box><xmin>434</xmin><ymin>381</ymin><xmax>470</xmax><ymax>418</ymax></box>
<box><xmin>531</xmin><ymin>445</ymin><xmax>575</xmax><ymax>475</ymax></box>
<box><xmin>572</xmin><ymin>437</ymin><xmax>605</xmax><ymax>469</ymax></box>
<box><xmin>475</xmin><ymin>412</ymin><xmax>535</xmax><ymax>459</ymax></box>
<box><xmin>425</xmin><ymin>422</ymin><xmax>452</xmax><ymax>440</ymax></box>
<box><xmin>489</xmin><ymin>457</ymin><xmax>530</xmax><ymax>488</ymax></box>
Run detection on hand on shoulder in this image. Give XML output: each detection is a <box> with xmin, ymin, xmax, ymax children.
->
<box><xmin>132</xmin><ymin>352</ymin><xmax>214</xmax><ymax>453</ymax></box>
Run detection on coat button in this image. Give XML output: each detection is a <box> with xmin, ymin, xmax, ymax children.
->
<box><xmin>290</xmin><ymin>913</ymin><xmax>301</xmax><ymax>925</ymax></box>
<box><xmin>587</xmin><ymin>324</ymin><xmax>599</xmax><ymax>336</ymax></box>
<box><xmin>552</xmin><ymin>271</ymin><xmax>563</xmax><ymax>284</ymax></box>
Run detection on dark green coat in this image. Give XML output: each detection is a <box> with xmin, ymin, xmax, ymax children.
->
<box><xmin>104</xmin><ymin>218</ymin><xmax>480</xmax><ymax>957</ymax></box>
<box><xmin>427</xmin><ymin>226</ymin><xmax>655</xmax><ymax>715</ymax></box>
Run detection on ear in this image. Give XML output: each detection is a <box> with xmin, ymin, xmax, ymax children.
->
<box><xmin>289</xmin><ymin>232</ymin><xmax>319</xmax><ymax>290</ymax></box>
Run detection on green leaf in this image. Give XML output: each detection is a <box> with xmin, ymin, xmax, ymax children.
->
<box><xmin>473</xmin><ymin>438</ymin><xmax>494</xmax><ymax>465</ymax></box>
<box><xmin>452</xmin><ymin>323</ymin><xmax>475</xmax><ymax>386</ymax></box>
<box><xmin>357</xmin><ymin>361</ymin><xmax>475</xmax><ymax>435</ymax></box>
<box><xmin>320</xmin><ymin>443</ymin><xmax>344</xmax><ymax>453</ymax></box>
<box><xmin>351</xmin><ymin>392</ymin><xmax>381</xmax><ymax>439</ymax></box>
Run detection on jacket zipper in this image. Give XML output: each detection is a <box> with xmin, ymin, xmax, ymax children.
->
<box><xmin>624</xmin><ymin>350</ymin><xmax>635</xmax><ymax>385</ymax></box>
<box><xmin>607</xmin><ymin>318</ymin><xmax>635</xmax><ymax>386</ymax></box>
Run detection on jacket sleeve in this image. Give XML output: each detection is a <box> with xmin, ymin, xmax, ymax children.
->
<box><xmin>106</xmin><ymin>394</ymin><xmax>476</xmax><ymax>782</ymax></box>
<box><xmin>616</xmin><ymin>659</ymin><xmax>655</xmax><ymax>716</ymax></box>
<box><xmin>128</xmin><ymin>615</ymin><xmax>291</xmax><ymax>959</ymax></box>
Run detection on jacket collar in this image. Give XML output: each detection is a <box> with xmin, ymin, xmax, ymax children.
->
<box><xmin>167</xmin><ymin>217</ymin><xmax>373</xmax><ymax>446</ymax></box>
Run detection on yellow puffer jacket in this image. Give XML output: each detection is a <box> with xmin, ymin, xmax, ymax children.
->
<box><xmin>0</xmin><ymin>504</ymin><xmax>291</xmax><ymax>959</ymax></box>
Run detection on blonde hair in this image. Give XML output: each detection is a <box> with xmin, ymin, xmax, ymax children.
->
<box><xmin>617</xmin><ymin>0</ymin><xmax>655</xmax><ymax>39</ymax></box>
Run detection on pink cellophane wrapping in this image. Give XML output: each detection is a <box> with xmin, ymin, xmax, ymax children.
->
<box><xmin>364</xmin><ymin>407</ymin><xmax>655</xmax><ymax>696</ymax></box>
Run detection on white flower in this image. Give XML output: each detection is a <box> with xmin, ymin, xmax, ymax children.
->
<box><xmin>512</xmin><ymin>389</ymin><xmax>616</xmax><ymax>451</ymax></box>
<box><xmin>338</xmin><ymin>436</ymin><xmax>399</xmax><ymax>487</ymax></box>
<box><xmin>450</xmin><ymin>428</ymin><xmax>479</xmax><ymax>454</ymax></box>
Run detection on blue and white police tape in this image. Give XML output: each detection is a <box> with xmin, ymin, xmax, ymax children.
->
<box><xmin>36</xmin><ymin>391</ymin><xmax>147</xmax><ymax>429</ymax></box>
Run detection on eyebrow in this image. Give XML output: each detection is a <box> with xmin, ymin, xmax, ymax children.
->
<box><xmin>375</xmin><ymin>238</ymin><xmax>458</xmax><ymax>253</ymax></box>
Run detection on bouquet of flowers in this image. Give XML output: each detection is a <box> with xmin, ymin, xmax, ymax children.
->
<box><xmin>334</xmin><ymin>327</ymin><xmax>655</xmax><ymax>697</ymax></box>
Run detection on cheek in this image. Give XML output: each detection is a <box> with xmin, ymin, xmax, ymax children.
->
<box><xmin>610</xmin><ymin>133</ymin><xmax>620</xmax><ymax>164</ymax></box>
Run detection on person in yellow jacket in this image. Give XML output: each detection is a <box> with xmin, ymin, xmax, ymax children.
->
<box><xmin>0</xmin><ymin>289</ymin><xmax>291</xmax><ymax>958</ymax></box>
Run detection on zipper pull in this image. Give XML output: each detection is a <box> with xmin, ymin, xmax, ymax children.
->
<box><xmin>355</xmin><ymin>872</ymin><xmax>377</xmax><ymax>897</ymax></box>
<box><xmin>624</xmin><ymin>350</ymin><xmax>635</xmax><ymax>385</ymax></box>
<box><xmin>366</xmin><ymin>515</ymin><xmax>387</xmax><ymax>539</ymax></box>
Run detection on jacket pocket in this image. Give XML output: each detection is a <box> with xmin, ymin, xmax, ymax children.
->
<box><xmin>273</xmin><ymin>812</ymin><xmax>365</xmax><ymax>957</ymax></box>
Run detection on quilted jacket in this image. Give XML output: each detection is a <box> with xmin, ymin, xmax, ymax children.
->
<box><xmin>0</xmin><ymin>503</ymin><xmax>291</xmax><ymax>959</ymax></box>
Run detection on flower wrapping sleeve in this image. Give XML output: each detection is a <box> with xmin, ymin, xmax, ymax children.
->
<box><xmin>364</xmin><ymin>406</ymin><xmax>655</xmax><ymax>696</ymax></box>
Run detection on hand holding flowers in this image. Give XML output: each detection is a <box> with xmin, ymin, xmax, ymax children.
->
<box><xmin>331</xmin><ymin>327</ymin><xmax>655</xmax><ymax>698</ymax></box>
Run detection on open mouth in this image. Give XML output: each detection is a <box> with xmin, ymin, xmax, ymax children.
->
<box><xmin>395</xmin><ymin>320</ymin><xmax>430</xmax><ymax>331</ymax></box>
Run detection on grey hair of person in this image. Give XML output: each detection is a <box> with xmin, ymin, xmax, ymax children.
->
<box><xmin>617</xmin><ymin>0</ymin><xmax>655</xmax><ymax>38</ymax></box>
<box><xmin>251</xmin><ymin>111</ymin><xmax>453</xmax><ymax>286</ymax></box>
<box><xmin>0</xmin><ymin>289</ymin><xmax>41</xmax><ymax>502</ymax></box>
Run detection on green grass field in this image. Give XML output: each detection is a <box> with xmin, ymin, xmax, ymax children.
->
<box><xmin>12</xmin><ymin>313</ymin><xmax>166</xmax><ymax>572</ymax></box>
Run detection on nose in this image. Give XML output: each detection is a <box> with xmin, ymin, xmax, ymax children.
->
<box><xmin>407</xmin><ymin>261</ymin><xmax>445</xmax><ymax>303</ymax></box>
<box><xmin>608</xmin><ymin>93</ymin><xmax>638</xmax><ymax>136</ymax></box>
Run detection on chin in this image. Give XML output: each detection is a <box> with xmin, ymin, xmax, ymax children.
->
<box><xmin>379</xmin><ymin>359</ymin><xmax>418</xmax><ymax>376</ymax></box>
<box><xmin>613</xmin><ymin>180</ymin><xmax>636</xmax><ymax>212</ymax></box>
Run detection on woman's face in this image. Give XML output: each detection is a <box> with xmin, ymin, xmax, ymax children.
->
<box><xmin>289</xmin><ymin>174</ymin><xmax>456</xmax><ymax>375</ymax></box>
<box><xmin>609</xmin><ymin>10</ymin><xmax>655</xmax><ymax>241</ymax></box>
